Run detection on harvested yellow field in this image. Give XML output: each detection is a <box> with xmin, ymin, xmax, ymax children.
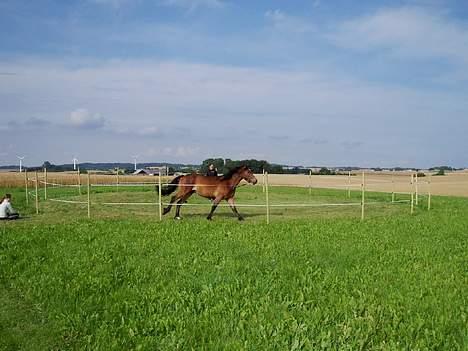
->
<box><xmin>256</xmin><ymin>171</ymin><xmax>468</xmax><ymax>198</ymax></box>
<box><xmin>0</xmin><ymin>171</ymin><xmax>168</xmax><ymax>188</ymax></box>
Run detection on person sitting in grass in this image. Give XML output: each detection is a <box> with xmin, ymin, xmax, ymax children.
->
<box><xmin>0</xmin><ymin>194</ymin><xmax>19</xmax><ymax>220</ymax></box>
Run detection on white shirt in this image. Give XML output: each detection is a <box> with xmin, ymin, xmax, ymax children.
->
<box><xmin>0</xmin><ymin>199</ymin><xmax>16</xmax><ymax>218</ymax></box>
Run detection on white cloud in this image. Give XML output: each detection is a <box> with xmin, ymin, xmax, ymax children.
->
<box><xmin>91</xmin><ymin>0</ymin><xmax>130</xmax><ymax>8</ymax></box>
<box><xmin>265</xmin><ymin>9</ymin><xmax>315</xmax><ymax>33</ymax></box>
<box><xmin>160</xmin><ymin>0</ymin><xmax>225</xmax><ymax>10</ymax></box>
<box><xmin>136</xmin><ymin>126</ymin><xmax>162</xmax><ymax>137</ymax></box>
<box><xmin>1</xmin><ymin>58</ymin><xmax>467</xmax><ymax>166</ymax></box>
<box><xmin>69</xmin><ymin>108</ymin><xmax>106</xmax><ymax>129</ymax></box>
<box><xmin>112</xmin><ymin>125</ymin><xmax>163</xmax><ymax>138</ymax></box>
<box><xmin>330</xmin><ymin>6</ymin><xmax>468</xmax><ymax>66</ymax></box>
<box><xmin>146</xmin><ymin>146</ymin><xmax>200</xmax><ymax>158</ymax></box>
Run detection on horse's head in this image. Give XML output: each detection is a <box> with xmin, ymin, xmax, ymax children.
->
<box><xmin>239</xmin><ymin>166</ymin><xmax>258</xmax><ymax>185</ymax></box>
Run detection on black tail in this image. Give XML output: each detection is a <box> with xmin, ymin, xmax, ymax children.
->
<box><xmin>156</xmin><ymin>175</ymin><xmax>183</xmax><ymax>196</ymax></box>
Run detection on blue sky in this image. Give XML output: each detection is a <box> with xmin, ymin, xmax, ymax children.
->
<box><xmin>1</xmin><ymin>0</ymin><xmax>468</xmax><ymax>167</ymax></box>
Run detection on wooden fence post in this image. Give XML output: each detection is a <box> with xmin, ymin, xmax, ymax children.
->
<box><xmin>415</xmin><ymin>172</ymin><xmax>419</xmax><ymax>205</ymax></box>
<box><xmin>262</xmin><ymin>169</ymin><xmax>265</xmax><ymax>193</ymax></box>
<box><xmin>428</xmin><ymin>174</ymin><xmax>432</xmax><ymax>210</ymax></box>
<box><xmin>87</xmin><ymin>172</ymin><xmax>91</xmax><ymax>219</ymax></box>
<box><xmin>35</xmin><ymin>171</ymin><xmax>39</xmax><ymax>214</ymax></box>
<box><xmin>309</xmin><ymin>169</ymin><xmax>312</xmax><ymax>195</ymax></box>
<box><xmin>347</xmin><ymin>171</ymin><xmax>351</xmax><ymax>198</ymax></box>
<box><xmin>265</xmin><ymin>171</ymin><xmax>270</xmax><ymax>224</ymax></box>
<box><xmin>361</xmin><ymin>172</ymin><xmax>365</xmax><ymax>221</ymax></box>
<box><xmin>391</xmin><ymin>171</ymin><xmax>395</xmax><ymax>203</ymax></box>
<box><xmin>116</xmin><ymin>169</ymin><xmax>120</xmax><ymax>192</ymax></box>
<box><xmin>43</xmin><ymin>167</ymin><xmax>47</xmax><ymax>200</ymax></box>
<box><xmin>410</xmin><ymin>174</ymin><xmax>414</xmax><ymax>215</ymax></box>
<box><xmin>24</xmin><ymin>169</ymin><xmax>29</xmax><ymax>205</ymax></box>
<box><xmin>158</xmin><ymin>170</ymin><xmax>162</xmax><ymax>221</ymax></box>
<box><xmin>77</xmin><ymin>167</ymin><xmax>82</xmax><ymax>195</ymax></box>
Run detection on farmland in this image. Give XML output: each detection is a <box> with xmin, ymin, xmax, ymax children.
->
<box><xmin>1</xmin><ymin>181</ymin><xmax>467</xmax><ymax>350</ymax></box>
<box><xmin>264</xmin><ymin>171</ymin><xmax>468</xmax><ymax>198</ymax></box>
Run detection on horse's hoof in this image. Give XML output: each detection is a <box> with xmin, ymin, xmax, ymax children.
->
<box><xmin>174</xmin><ymin>216</ymin><xmax>182</xmax><ymax>220</ymax></box>
<box><xmin>238</xmin><ymin>216</ymin><xmax>244</xmax><ymax>221</ymax></box>
<box><xmin>206</xmin><ymin>217</ymin><xmax>212</xmax><ymax>221</ymax></box>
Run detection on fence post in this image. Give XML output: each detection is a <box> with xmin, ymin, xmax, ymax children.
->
<box><xmin>35</xmin><ymin>171</ymin><xmax>39</xmax><ymax>214</ymax></box>
<box><xmin>77</xmin><ymin>167</ymin><xmax>82</xmax><ymax>195</ymax></box>
<box><xmin>25</xmin><ymin>169</ymin><xmax>29</xmax><ymax>205</ymax></box>
<box><xmin>158</xmin><ymin>170</ymin><xmax>162</xmax><ymax>221</ymax></box>
<box><xmin>262</xmin><ymin>169</ymin><xmax>265</xmax><ymax>193</ymax></box>
<box><xmin>265</xmin><ymin>171</ymin><xmax>270</xmax><ymax>224</ymax></box>
<box><xmin>428</xmin><ymin>174</ymin><xmax>432</xmax><ymax>210</ymax></box>
<box><xmin>347</xmin><ymin>171</ymin><xmax>351</xmax><ymax>198</ymax></box>
<box><xmin>410</xmin><ymin>174</ymin><xmax>414</xmax><ymax>215</ymax></box>
<box><xmin>309</xmin><ymin>169</ymin><xmax>312</xmax><ymax>195</ymax></box>
<box><xmin>87</xmin><ymin>172</ymin><xmax>91</xmax><ymax>219</ymax></box>
<box><xmin>415</xmin><ymin>172</ymin><xmax>419</xmax><ymax>205</ymax></box>
<box><xmin>116</xmin><ymin>169</ymin><xmax>120</xmax><ymax>192</ymax></box>
<box><xmin>391</xmin><ymin>171</ymin><xmax>395</xmax><ymax>203</ymax></box>
<box><xmin>43</xmin><ymin>167</ymin><xmax>47</xmax><ymax>200</ymax></box>
<box><xmin>361</xmin><ymin>172</ymin><xmax>365</xmax><ymax>221</ymax></box>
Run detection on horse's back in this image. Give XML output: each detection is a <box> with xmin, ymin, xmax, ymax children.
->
<box><xmin>191</xmin><ymin>174</ymin><xmax>223</xmax><ymax>198</ymax></box>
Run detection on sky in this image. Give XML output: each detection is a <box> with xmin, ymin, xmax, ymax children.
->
<box><xmin>1</xmin><ymin>0</ymin><xmax>468</xmax><ymax>168</ymax></box>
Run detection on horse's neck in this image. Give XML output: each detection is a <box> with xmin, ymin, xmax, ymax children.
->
<box><xmin>226</xmin><ymin>173</ymin><xmax>243</xmax><ymax>187</ymax></box>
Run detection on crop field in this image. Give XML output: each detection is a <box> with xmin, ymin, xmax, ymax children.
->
<box><xmin>0</xmin><ymin>171</ymin><xmax>169</xmax><ymax>188</ymax></box>
<box><xmin>262</xmin><ymin>171</ymin><xmax>468</xmax><ymax>198</ymax></box>
<box><xmin>0</xmin><ymin>184</ymin><xmax>467</xmax><ymax>350</ymax></box>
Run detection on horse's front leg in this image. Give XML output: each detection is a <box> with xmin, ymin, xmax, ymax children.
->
<box><xmin>227</xmin><ymin>197</ymin><xmax>244</xmax><ymax>221</ymax></box>
<box><xmin>206</xmin><ymin>196</ymin><xmax>223</xmax><ymax>220</ymax></box>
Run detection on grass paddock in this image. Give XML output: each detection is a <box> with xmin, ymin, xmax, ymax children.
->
<box><xmin>0</xmin><ymin>185</ymin><xmax>467</xmax><ymax>350</ymax></box>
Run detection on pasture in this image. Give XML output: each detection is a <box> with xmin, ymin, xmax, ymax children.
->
<box><xmin>0</xmin><ymin>183</ymin><xmax>467</xmax><ymax>350</ymax></box>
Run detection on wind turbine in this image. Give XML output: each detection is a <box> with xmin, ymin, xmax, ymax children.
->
<box><xmin>132</xmin><ymin>155</ymin><xmax>138</xmax><ymax>171</ymax></box>
<box><xmin>72</xmin><ymin>157</ymin><xmax>78</xmax><ymax>170</ymax></box>
<box><xmin>17</xmin><ymin>156</ymin><xmax>25</xmax><ymax>173</ymax></box>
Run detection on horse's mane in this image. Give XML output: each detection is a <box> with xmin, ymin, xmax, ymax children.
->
<box><xmin>221</xmin><ymin>166</ymin><xmax>246</xmax><ymax>180</ymax></box>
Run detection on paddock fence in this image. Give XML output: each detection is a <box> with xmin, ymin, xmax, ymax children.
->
<box><xmin>19</xmin><ymin>167</ymin><xmax>435</xmax><ymax>223</ymax></box>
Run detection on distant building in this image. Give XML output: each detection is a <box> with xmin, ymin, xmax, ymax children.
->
<box><xmin>133</xmin><ymin>168</ymin><xmax>167</xmax><ymax>176</ymax></box>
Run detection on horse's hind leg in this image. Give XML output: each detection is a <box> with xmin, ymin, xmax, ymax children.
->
<box><xmin>174</xmin><ymin>191</ymin><xmax>195</xmax><ymax>219</ymax></box>
<box><xmin>163</xmin><ymin>194</ymin><xmax>179</xmax><ymax>215</ymax></box>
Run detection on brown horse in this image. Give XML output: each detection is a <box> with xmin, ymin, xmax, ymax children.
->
<box><xmin>158</xmin><ymin>166</ymin><xmax>257</xmax><ymax>220</ymax></box>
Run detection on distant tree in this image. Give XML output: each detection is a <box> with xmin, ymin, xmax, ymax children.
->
<box><xmin>318</xmin><ymin>167</ymin><xmax>335</xmax><ymax>175</ymax></box>
<box><xmin>201</xmin><ymin>158</ymin><xmax>273</xmax><ymax>174</ymax></box>
<box><xmin>429</xmin><ymin>166</ymin><xmax>454</xmax><ymax>172</ymax></box>
<box><xmin>41</xmin><ymin>161</ymin><xmax>73</xmax><ymax>172</ymax></box>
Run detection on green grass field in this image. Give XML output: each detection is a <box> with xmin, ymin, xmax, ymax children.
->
<box><xmin>0</xmin><ymin>185</ymin><xmax>467</xmax><ymax>350</ymax></box>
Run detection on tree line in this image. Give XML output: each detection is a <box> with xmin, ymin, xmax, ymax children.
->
<box><xmin>200</xmin><ymin>158</ymin><xmax>327</xmax><ymax>175</ymax></box>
